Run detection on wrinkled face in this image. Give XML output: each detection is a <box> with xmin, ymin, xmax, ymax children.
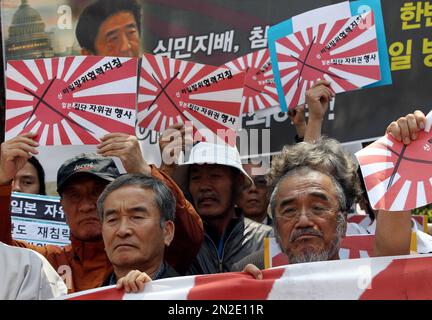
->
<box><xmin>12</xmin><ymin>162</ymin><xmax>40</xmax><ymax>194</ymax></box>
<box><xmin>188</xmin><ymin>164</ymin><xmax>235</xmax><ymax>220</ymax></box>
<box><xmin>102</xmin><ymin>186</ymin><xmax>173</xmax><ymax>271</ymax></box>
<box><xmin>60</xmin><ymin>175</ymin><xmax>108</xmax><ymax>241</ymax></box>
<box><xmin>93</xmin><ymin>11</ymin><xmax>140</xmax><ymax>57</ymax></box>
<box><xmin>237</xmin><ymin>164</ymin><xmax>269</xmax><ymax>220</ymax></box>
<box><xmin>274</xmin><ymin>171</ymin><xmax>344</xmax><ymax>264</ymax></box>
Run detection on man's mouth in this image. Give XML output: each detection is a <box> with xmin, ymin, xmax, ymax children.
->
<box><xmin>80</xmin><ymin>218</ymin><xmax>100</xmax><ymax>225</ymax></box>
<box><xmin>114</xmin><ymin>243</ymin><xmax>136</xmax><ymax>250</ymax></box>
<box><xmin>246</xmin><ymin>198</ymin><xmax>260</xmax><ymax>205</ymax></box>
<box><xmin>199</xmin><ymin>197</ymin><xmax>218</xmax><ymax>205</ymax></box>
<box><xmin>294</xmin><ymin>234</ymin><xmax>322</xmax><ymax>241</ymax></box>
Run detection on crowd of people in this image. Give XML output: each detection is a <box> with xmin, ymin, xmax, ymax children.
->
<box><xmin>0</xmin><ymin>0</ymin><xmax>428</xmax><ymax>300</ymax></box>
<box><xmin>0</xmin><ymin>73</ymin><xmax>425</xmax><ymax>299</ymax></box>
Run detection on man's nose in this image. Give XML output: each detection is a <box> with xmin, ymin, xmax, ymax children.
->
<box><xmin>294</xmin><ymin>208</ymin><xmax>315</xmax><ymax>227</ymax></box>
<box><xmin>118</xmin><ymin>32</ymin><xmax>132</xmax><ymax>55</ymax></box>
<box><xmin>116</xmin><ymin>218</ymin><xmax>132</xmax><ymax>237</ymax></box>
<box><xmin>78</xmin><ymin>195</ymin><xmax>97</xmax><ymax>213</ymax></box>
<box><xmin>11</xmin><ymin>180</ymin><xmax>21</xmax><ymax>192</ymax></box>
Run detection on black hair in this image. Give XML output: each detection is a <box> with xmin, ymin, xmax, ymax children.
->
<box><xmin>75</xmin><ymin>0</ymin><xmax>141</xmax><ymax>53</ymax></box>
<box><xmin>357</xmin><ymin>166</ymin><xmax>376</xmax><ymax>221</ymax></box>
<box><xmin>28</xmin><ymin>156</ymin><xmax>46</xmax><ymax>195</ymax></box>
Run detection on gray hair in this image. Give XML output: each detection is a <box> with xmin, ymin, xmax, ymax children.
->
<box><xmin>269</xmin><ymin>166</ymin><xmax>347</xmax><ymax>219</ymax></box>
<box><xmin>97</xmin><ymin>173</ymin><xmax>176</xmax><ymax>227</ymax></box>
<box><xmin>267</xmin><ymin>136</ymin><xmax>361</xmax><ymax>211</ymax></box>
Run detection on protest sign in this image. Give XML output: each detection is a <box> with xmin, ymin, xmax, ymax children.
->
<box><xmin>138</xmin><ymin>53</ymin><xmax>245</xmax><ymax>145</ymax></box>
<box><xmin>223</xmin><ymin>48</ymin><xmax>279</xmax><ymax>114</ymax></box>
<box><xmin>5</xmin><ymin>56</ymin><xmax>137</xmax><ymax>145</ymax></box>
<box><xmin>10</xmin><ymin>192</ymin><xmax>70</xmax><ymax>247</ymax></box>
<box><xmin>356</xmin><ymin>110</ymin><xmax>432</xmax><ymax>211</ymax></box>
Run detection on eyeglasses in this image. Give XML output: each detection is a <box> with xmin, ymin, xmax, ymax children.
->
<box><xmin>276</xmin><ymin>205</ymin><xmax>339</xmax><ymax>221</ymax></box>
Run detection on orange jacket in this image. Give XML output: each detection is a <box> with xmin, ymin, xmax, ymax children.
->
<box><xmin>0</xmin><ymin>165</ymin><xmax>203</xmax><ymax>293</ymax></box>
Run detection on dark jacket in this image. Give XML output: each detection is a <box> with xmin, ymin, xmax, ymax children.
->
<box><xmin>188</xmin><ymin>211</ymin><xmax>273</xmax><ymax>274</ymax></box>
<box><xmin>230</xmin><ymin>248</ymin><xmax>265</xmax><ymax>272</ymax></box>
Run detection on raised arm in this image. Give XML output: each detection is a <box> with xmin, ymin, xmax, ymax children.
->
<box><xmin>0</xmin><ymin>133</ymin><xmax>39</xmax><ymax>245</ymax></box>
<box><xmin>373</xmin><ymin>110</ymin><xmax>427</xmax><ymax>256</ymax></box>
<box><xmin>303</xmin><ymin>80</ymin><xmax>334</xmax><ymax>142</ymax></box>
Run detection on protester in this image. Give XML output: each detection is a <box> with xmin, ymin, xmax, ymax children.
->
<box><xmin>98</xmin><ymin>174</ymin><xmax>179</xmax><ymax>291</ymax></box>
<box><xmin>0</xmin><ymin>242</ymin><xmax>67</xmax><ymax>299</ymax></box>
<box><xmin>171</xmin><ymin>142</ymin><xmax>273</xmax><ymax>274</ymax></box>
<box><xmin>76</xmin><ymin>0</ymin><xmax>141</xmax><ymax>57</ymax></box>
<box><xmin>12</xmin><ymin>156</ymin><xmax>46</xmax><ymax>195</ymax></box>
<box><xmin>233</xmin><ymin>140</ymin><xmax>412</xmax><ymax>272</ymax></box>
<box><xmin>237</xmin><ymin>160</ymin><xmax>273</xmax><ymax>226</ymax></box>
<box><xmin>0</xmin><ymin>132</ymin><xmax>203</xmax><ymax>293</ymax></box>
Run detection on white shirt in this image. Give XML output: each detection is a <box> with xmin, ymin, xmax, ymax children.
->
<box><xmin>0</xmin><ymin>242</ymin><xmax>67</xmax><ymax>300</ymax></box>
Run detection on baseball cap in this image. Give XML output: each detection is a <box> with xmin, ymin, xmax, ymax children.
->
<box><xmin>172</xmin><ymin>142</ymin><xmax>252</xmax><ymax>191</ymax></box>
<box><xmin>57</xmin><ymin>153</ymin><xmax>121</xmax><ymax>194</ymax></box>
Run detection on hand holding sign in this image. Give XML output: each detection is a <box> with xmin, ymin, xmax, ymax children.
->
<box><xmin>6</xmin><ymin>56</ymin><xmax>138</xmax><ymax>146</ymax></box>
<box><xmin>0</xmin><ymin>132</ymin><xmax>39</xmax><ymax>185</ymax></box>
<box><xmin>356</xmin><ymin>110</ymin><xmax>432</xmax><ymax>211</ymax></box>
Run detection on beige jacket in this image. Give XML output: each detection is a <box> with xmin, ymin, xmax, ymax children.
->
<box><xmin>0</xmin><ymin>242</ymin><xmax>67</xmax><ymax>300</ymax></box>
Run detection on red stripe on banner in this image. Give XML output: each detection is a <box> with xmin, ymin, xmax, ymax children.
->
<box><xmin>360</xmin><ymin>257</ymin><xmax>432</xmax><ymax>300</ymax></box>
<box><xmin>187</xmin><ymin>268</ymin><xmax>285</xmax><ymax>300</ymax></box>
<box><xmin>341</xmin><ymin>235</ymin><xmax>374</xmax><ymax>258</ymax></box>
<box><xmin>273</xmin><ymin>252</ymin><xmax>289</xmax><ymax>267</ymax></box>
<box><xmin>69</xmin><ymin>287</ymin><xmax>125</xmax><ymax>300</ymax></box>
<box><xmin>347</xmin><ymin>215</ymin><xmax>369</xmax><ymax>225</ymax></box>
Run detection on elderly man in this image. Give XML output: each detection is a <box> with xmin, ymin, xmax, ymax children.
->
<box><xmin>173</xmin><ymin>142</ymin><xmax>273</xmax><ymax>274</ymax></box>
<box><xmin>97</xmin><ymin>174</ymin><xmax>179</xmax><ymax>292</ymax></box>
<box><xmin>232</xmin><ymin>137</ymin><xmax>412</xmax><ymax>271</ymax></box>
<box><xmin>0</xmin><ymin>132</ymin><xmax>203</xmax><ymax>293</ymax></box>
<box><xmin>76</xmin><ymin>0</ymin><xmax>141</xmax><ymax>57</ymax></box>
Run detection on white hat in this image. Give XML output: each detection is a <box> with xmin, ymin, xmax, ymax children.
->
<box><xmin>171</xmin><ymin>142</ymin><xmax>252</xmax><ymax>192</ymax></box>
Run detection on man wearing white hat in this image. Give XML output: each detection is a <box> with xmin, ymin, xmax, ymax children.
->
<box><xmin>175</xmin><ymin>142</ymin><xmax>273</xmax><ymax>274</ymax></box>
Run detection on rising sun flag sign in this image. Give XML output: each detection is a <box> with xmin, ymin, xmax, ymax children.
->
<box><xmin>62</xmin><ymin>254</ymin><xmax>432</xmax><ymax>300</ymax></box>
<box><xmin>137</xmin><ymin>53</ymin><xmax>245</xmax><ymax>146</ymax></box>
<box><xmin>273</xmin><ymin>11</ymin><xmax>381</xmax><ymax>110</ymax></box>
<box><xmin>268</xmin><ymin>0</ymin><xmax>391</xmax><ymax>112</ymax></box>
<box><xmin>5</xmin><ymin>56</ymin><xmax>138</xmax><ymax>145</ymax></box>
<box><xmin>222</xmin><ymin>48</ymin><xmax>279</xmax><ymax>114</ymax></box>
<box><xmin>356</xmin><ymin>110</ymin><xmax>432</xmax><ymax>211</ymax></box>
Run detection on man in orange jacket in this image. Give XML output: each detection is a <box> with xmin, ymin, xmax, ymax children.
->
<box><xmin>0</xmin><ymin>132</ymin><xmax>203</xmax><ymax>293</ymax></box>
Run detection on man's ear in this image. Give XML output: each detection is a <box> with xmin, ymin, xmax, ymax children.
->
<box><xmin>163</xmin><ymin>220</ymin><xmax>175</xmax><ymax>247</ymax></box>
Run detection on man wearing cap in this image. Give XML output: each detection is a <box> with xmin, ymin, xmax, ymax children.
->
<box><xmin>0</xmin><ymin>132</ymin><xmax>203</xmax><ymax>293</ymax></box>
<box><xmin>173</xmin><ymin>142</ymin><xmax>273</xmax><ymax>274</ymax></box>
